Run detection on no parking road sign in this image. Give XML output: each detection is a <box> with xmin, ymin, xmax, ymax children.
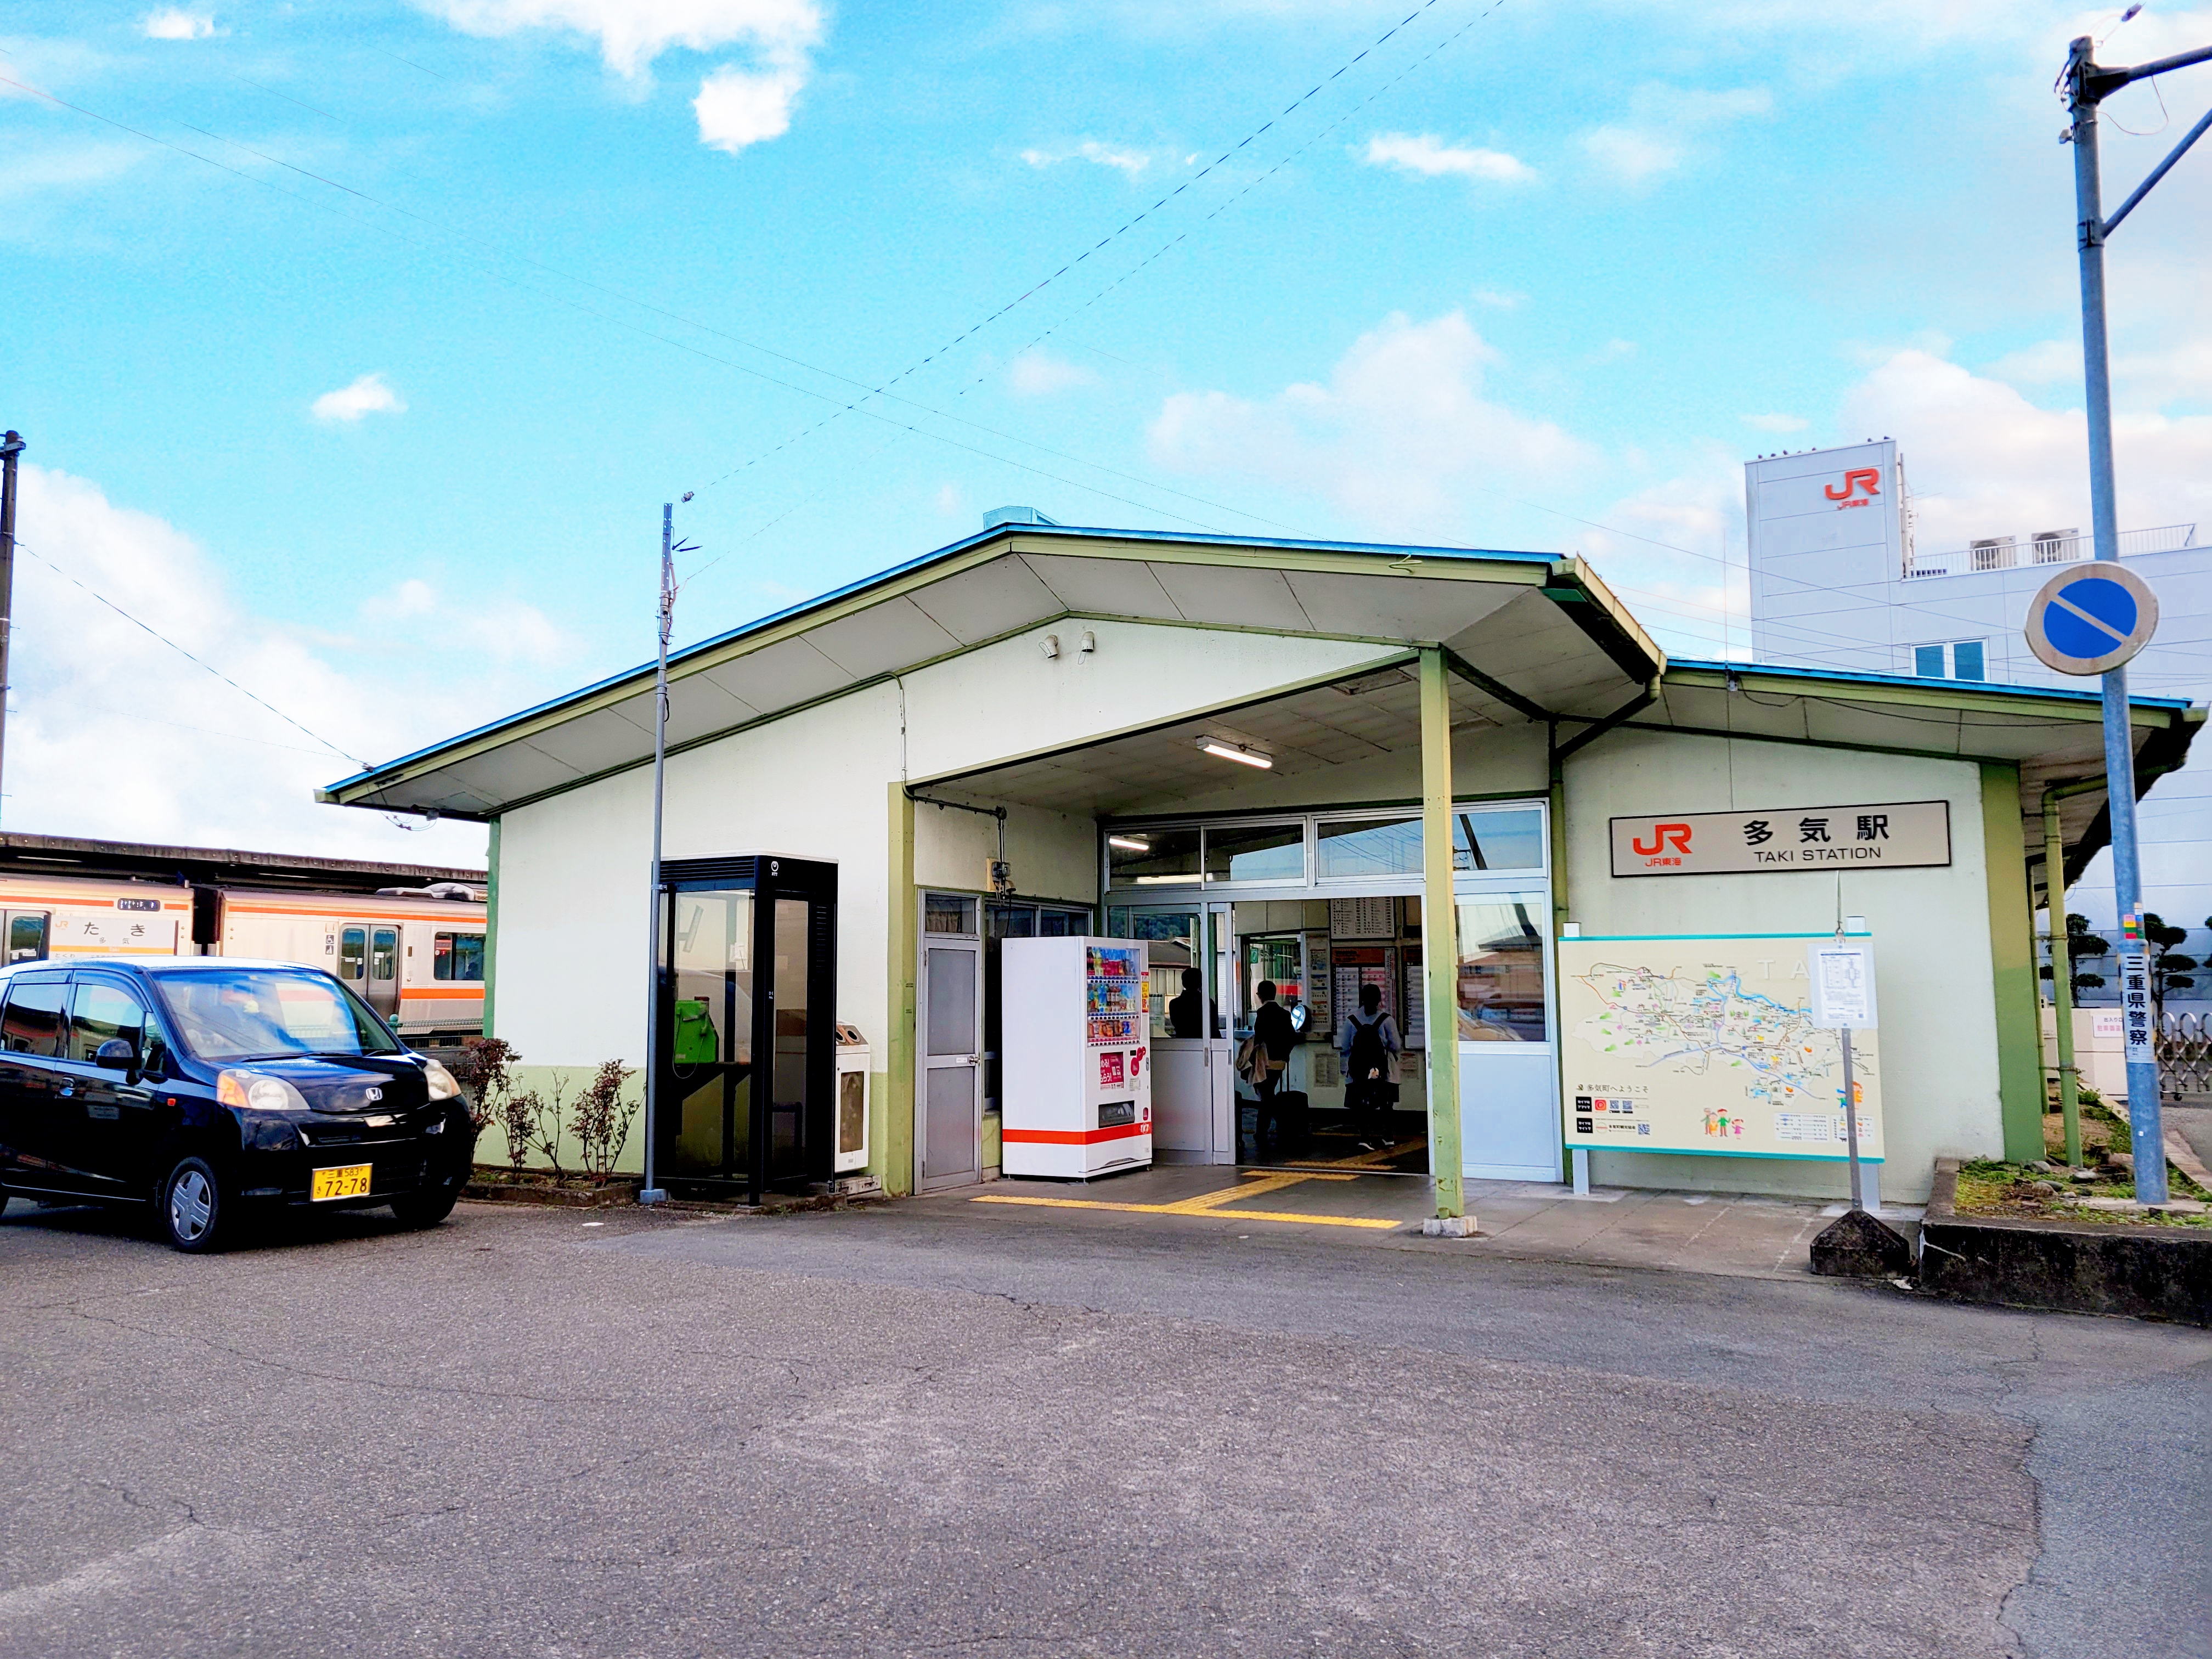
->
<box><xmin>2024</xmin><ymin>562</ymin><xmax>2159</xmax><ymax>676</ymax></box>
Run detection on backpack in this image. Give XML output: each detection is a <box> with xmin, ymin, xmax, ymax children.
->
<box><xmin>1346</xmin><ymin>1012</ymin><xmax>1389</xmax><ymax>1082</ymax></box>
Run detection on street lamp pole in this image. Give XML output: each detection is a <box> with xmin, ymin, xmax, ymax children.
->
<box><xmin>639</xmin><ymin>502</ymin><xmax>676</xmax><ymax>1206</ymax></box>
<box><xmin>2062</xmin><ymin>31</ymin><xmax>2212</xmax><ymax>1206</ymax></box>
<box><xmin>0</xmin><ymin>430</ymin><xmax>24</xmax><ymax>831</ymax></box>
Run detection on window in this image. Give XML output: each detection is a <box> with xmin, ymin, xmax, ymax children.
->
<box><xmin>1204</xmin><ymin>822</ymin><xmax>1305</xmax><ymax>885</ymax></box>
<box><xmin>1454</xmin><ymin>895</ymin><xmax>1548</xmax><ymax>1043</ymax></box>
<box><xmin>433</xmin><ymin>932</ymin><xmax>486</xmax><ymax>982</ymax></box>
<box><xmin>1317</xmin><ymin>816</ymin><xmax>1421</xmax><ymax>879</ymax></box>
<box><xmin>1453</xmin><ymin>808</ymin><xmax>1545</xmax><ymax>872</ymax></box>
<box><xmin>370</xmin><ymin>927</ymin><xmax>399</xmax><ymax>981</ymax></box>
<box><xmin>924</xmin><ymin>894</ymin><xmax>978</xmax><ymax>936</ymax></box>
<box><xmin>1</xmin><ymin>976</ymin><xmax>69</xmax><ymax>1057</ymax></box>
<box><xmin>69</xmin><ymin>980</ymin><xmax>149</xmax><ymax>1065</ymax></box>
<box><xmin>1912</xmin><ymin>641</ymin><xmax>1988</xmax><ymax>681</ymax></box>
<box><xmin>338</xmin><ymin>927</ymin><xmax>366</xmax><ymax>980</ymax></box>
<box><xmin>1107</xmin><ymin>828</ymin><xmax>1200</xmax><ymax>888</ymax></box>
<box><xmin>7</xmin><ymin>913</ymin><xmax>48</xmax><ymax>963</ymax></box>
<box><xmin>154</xmin><ymin>968</ymin><xmax>400</xmax><ymax>1062</ymax></box>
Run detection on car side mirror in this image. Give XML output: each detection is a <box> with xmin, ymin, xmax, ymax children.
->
<box><xmin>93</xmin><ymin>1038</ymin><xmax>137</xmax><ymax>1071</ymax></box>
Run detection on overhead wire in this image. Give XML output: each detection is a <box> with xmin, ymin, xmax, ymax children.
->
<box><xmin>0</xmin><ymin>69</ymin><xmax>1282</xmax><ymax>539</ymax></box>
<box><xmin>14</xmin><ymin>542</ymin><xmax>370</xmax><ymax>769</ymax></box>
<box><xmin>685</xmin><ymin>0</ymin><xmax>1502</xmax><ymax>500</ymax></box>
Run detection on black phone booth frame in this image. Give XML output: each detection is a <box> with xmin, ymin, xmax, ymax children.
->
<box><xmin>654</xmin><ymin>855</ymin><xmax>837</xmax><ymax>1203</ymax></box>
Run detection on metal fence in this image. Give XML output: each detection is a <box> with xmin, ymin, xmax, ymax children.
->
<box><xmin>2160</xmin><ymin>1011</ymin><xmax>2212</xmax><ymax>1098</ymax></box>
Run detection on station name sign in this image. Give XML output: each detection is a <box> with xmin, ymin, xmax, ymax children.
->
<box><xmin>1610</xmin><ymin>800</ymin><xmax>1951</xmax><ymax>878</ymax></box>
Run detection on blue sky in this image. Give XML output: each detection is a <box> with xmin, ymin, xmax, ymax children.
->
<box><xmin>3</xmin><ymin>0</ymin><xmax>2209</xmax><ymax>862</ymax></box>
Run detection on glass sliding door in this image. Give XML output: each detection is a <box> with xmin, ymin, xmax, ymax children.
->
<box><xmin>664</xmin><ymin>888</ymin><xmax>755</xmax><ymax>1187</ymax></box>
<box><xmin>1453</xmin><ymin>888</ymin><xmax>1560</xmax><ymax>1181</ymax></box>
<box><xmin>656</xmin><ymin>856</ymin><xmax>838</xmax><ymax>1201</ymax></box>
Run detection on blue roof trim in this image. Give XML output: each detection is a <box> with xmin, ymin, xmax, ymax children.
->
<box><xmin>1667</xmin><ymin>656</ymin><xmax>2195</xmax><ymax>712</ymax></box>
<box><xmin>322</xmin><ymin>523</ymin><xmax>1561</xmax><ymax>795</ymax></box>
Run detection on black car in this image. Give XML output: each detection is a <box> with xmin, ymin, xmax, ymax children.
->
<box><xmin>0</xmin><ymin>956</ymin><xmax>477</xmax><ymax>1251</ymax></box>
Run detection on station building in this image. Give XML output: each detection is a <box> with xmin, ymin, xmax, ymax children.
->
<box><xmin>319</xmin><ymin>522</ymin><xmax>2202</xmax><ymax>1210</ymax></box>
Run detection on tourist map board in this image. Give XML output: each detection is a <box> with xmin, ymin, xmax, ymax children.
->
<box><xmin>1558</xmin><ymin>934</ymin><xmax>1883</xmax><ymax>1162</ymax></box>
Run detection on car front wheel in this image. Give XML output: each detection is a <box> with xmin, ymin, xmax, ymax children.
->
<box><xmin>160</xmin><ymin>1156</ymin><xmax>231</xmax><ymax>1253</ymax></box>
<box><xmin>389</xmin><ymin>1183</ymin><xmax>460</xmax><ymax>1230</ymax></box>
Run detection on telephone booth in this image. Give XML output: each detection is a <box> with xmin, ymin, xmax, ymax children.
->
<box><xmin>655</xmin><ymin>855</ymin><xmax>838</xmax><ymax>1202</ymax></box>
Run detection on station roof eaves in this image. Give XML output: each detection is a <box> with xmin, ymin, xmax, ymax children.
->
<box><xmin>319</xmin><ymin>522</ymin><xmax>1658</xmax><ymax>821</ymax></box>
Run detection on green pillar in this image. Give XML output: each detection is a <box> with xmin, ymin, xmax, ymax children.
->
<box><xmin>2044</xmin><ymin>793</ymin><xmax>2081</xmax><ymax>1168</ymax></box>
<box><xmin>1981</xmin><ymin>763</ymin><xmax>2044</xmax><ymax>1163</ymax></box>
<box><xmin>883</xmin><ymin>783</ymin><xmax>917</xmax><ymax>1196</ymax></box>
<box><xmin>482</xmin><ymin>817</ymin><xmax>500</xmax><ymax>1039</ymax></box>
<box><xmin>1420</xmin><ymin>647</ymin><xmax>1464</xmax><ymax>1220</ymax></box>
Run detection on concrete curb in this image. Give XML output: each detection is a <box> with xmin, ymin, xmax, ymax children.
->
<box><xmin>1918</xmin><ymin>1158</ymin><xmax>2212</xmax><ymax>1325</ymax></box>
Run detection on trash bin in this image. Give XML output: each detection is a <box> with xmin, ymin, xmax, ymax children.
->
<box><xmin>834</xmin><ymin>1023</ymin><xmax>870</xmax><ymax>1175</ymax></box>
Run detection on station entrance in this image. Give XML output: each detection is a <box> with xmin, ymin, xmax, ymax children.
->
<box><xmin>1102</xmin><ymin>804</ymin><xmax>1559</xmax><ymax>1182</ymax></box>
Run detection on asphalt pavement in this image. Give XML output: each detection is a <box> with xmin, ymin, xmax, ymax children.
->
<box><xmin>3</xmin><ymin>1193</ymin><xmax>2207</xmax><ymax>1659</ymax></box>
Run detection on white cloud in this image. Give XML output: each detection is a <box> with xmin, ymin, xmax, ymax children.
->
<box><xmin>361</xmin><ymin>577</ymin><xmax>567</xmax><ymax>665</ymax></box>
<box><xmin>1021</xmin><ymin>140</ymin><xmax>1155</xmax><ymax>177</ymax></box>
<box><xmin>1147</xmin><ymin>309</ymin><xmax>1595</xmax><ymax>538</ymax></box>
<box><xmin>933</xmin><ymin>482</ymin><xmax>966</xmax><ymax>519</ymax></box>
<box><xmin>1583</xmin><ymin>83</ymin><xmax>1771</xmax><ymax>184</ymax></box>
<box><xmin>1742</xmin><ymin>412</ymin><xmax>1809</xmax><ymax>433</ymax></box>
<box><xmin>694</xmin><ymin>58</ymin><xmax>807</xmax><ymax>152</ymax></box>
<box><xmin>311</xmin><ymin>373</ymin><xmax>407</xmax><ymax>423</ymax></box>
<box><xmin>141</xmin><ymin>8</ymin><xmax>217</xmax><ymax>39</ymax></box>
<box><xmin>1007</xmin><ymin>348</ymin><xmax>1099</xmax><ymax>397</ymax></box>
<box><xmin>0</xmin><ymin>467</ymin><xmax>518</xmax><ymax>862</ymax></box>
<box><xmin>417</xmin><ymin>0</ymin><xmax>826</xmax><ymax>153</ymax></box>
<box><xmin>1986</xmin><ymin>339</ymin><xmax>2078</xmax><ymax>386</ymax></box>
<box><xmin>1361</xmin><ymin>132</ymin><xmax>1532</xmax><ymax>184</ymax></box>
<box><xmin>1470</xmin><ymin>289</ymin><xmax>1523</xmax><ymax>309</ymax></box>
<box><xmin>1840</xmin><ymin>348</ymin><xmax>2212</xmax><ymax>550</ymax></box>
<box><xmin>1583</xmin><ymin>126</ymin><xmax>1681</xmax><ymax>183</ymax></box>
<box><xmin>419</xmin><ymin>0</ymin><xmax>821</xmax><ymax>75</ymax></box>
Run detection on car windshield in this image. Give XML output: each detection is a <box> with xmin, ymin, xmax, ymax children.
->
<box><xmin>154</xmin><ymin>968</ymin><xmax>402</xmax><ymax>1063</ymax></box>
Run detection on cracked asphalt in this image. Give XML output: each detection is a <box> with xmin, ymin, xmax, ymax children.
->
<box><xmin>3</xmin><ymin>1193</ymin><xmax>2207</xmax><ymax>1658</ymax></box>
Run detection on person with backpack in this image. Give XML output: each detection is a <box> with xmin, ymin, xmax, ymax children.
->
<box><xmin>1243</xmin><ymin>980</ymin><xmax>1299</xmax><ymax>1155</ymax></box>
<box><xmin>1336</xmin><ymin>982</ymin><xmax>1402</xmax><ymax>1150</ymax></box>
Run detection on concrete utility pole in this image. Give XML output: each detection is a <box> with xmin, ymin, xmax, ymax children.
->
<box><xmin>0</xmin><ymin>430</ymin><xmax>23</xmax><ymax>829</ymax></box>
<box><xmin>2063</xmin><ymin>31</ymin><xmax>2212</xmax><ymax>1206</ymax></box>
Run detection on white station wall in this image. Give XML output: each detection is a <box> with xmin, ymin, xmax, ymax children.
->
<box><xmin>1562</xmin><ymin>728</ymin><xmax>2001</xmax><ymax>1201</ymax></box>
<box><xmin>492</xmin><ymin>620</ymin><xmax>1406</xmax><ymax>1069</ymax></box>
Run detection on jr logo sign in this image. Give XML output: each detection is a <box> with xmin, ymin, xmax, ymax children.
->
<box><xmin>1629</xmin><ymin>822</ymin><xmax>1692</xmax><ymax>857</ymax></box>
<box><xmin>1824</xmin><ymin>468</ymin><xmax>1881</xmax><ymax>507</ymax></box>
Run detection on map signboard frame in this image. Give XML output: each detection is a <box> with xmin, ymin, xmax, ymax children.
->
<box><xmin>1560</xmin><ymin>933</ymin><xmax>1883</xmax><ymax>1163</ymax></box>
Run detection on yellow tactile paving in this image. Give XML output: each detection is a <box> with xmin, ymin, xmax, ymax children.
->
<box><xmin>970</xmin><ymin>1169</ymin><xmax>1403</xmax><ymax>1230</ymax></box>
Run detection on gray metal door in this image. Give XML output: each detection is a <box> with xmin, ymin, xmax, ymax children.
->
<box><xmin>917</xmin><ymin>897</ymin><xmax>981</xmax><ymax>1192</ymax></box>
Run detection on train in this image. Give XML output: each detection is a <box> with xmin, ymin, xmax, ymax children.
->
<box><xmin>0</xmin><ymin>872</ymin><xmax>487</xmax><ymax>1039</ymax></box>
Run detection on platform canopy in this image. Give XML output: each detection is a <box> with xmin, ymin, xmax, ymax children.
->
<box><xmin>319</xmin><ymin>524</ymin><xmax>1663</xmax><ymax>820</ymax></box>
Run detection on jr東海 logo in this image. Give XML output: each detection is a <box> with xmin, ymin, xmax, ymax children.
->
<box><xmin>1630</xmin><ymin>822</ymin><xmax>1693</xmax><ymax>856</ymax></box>
<box><xmin>1824</xmin><ymin>467</ymin><xmax>1881</xmax><ymax>508</ymax></box>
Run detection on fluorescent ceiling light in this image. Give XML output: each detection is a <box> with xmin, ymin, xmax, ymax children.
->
<box><xmin>1198</xmin><ymin>737</ymin><xmax>1273</xmax><ymax>769</ymax></box>
<box><xmin>1107</xmin><ymin>835</ymin><xmax>1151</xmax><ymax>852</ymax></box>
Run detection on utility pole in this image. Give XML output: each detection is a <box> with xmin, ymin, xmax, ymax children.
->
<box><xmin>2063</xmin><ymin>30</ymin><xmax>2212</xmax><ymax>1207</ymax></box>
<box><xmin>0</xmin><ymin>430</ymin><xmax>24</xmax><ymax>831</ymax></box>
<box><xmin>639</xmin><ymin>501</ymin><xmax>678</xmax><ymax>1206</ymax></box>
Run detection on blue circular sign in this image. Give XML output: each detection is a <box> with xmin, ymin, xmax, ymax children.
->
<box><xmin>2025</xmin><ymin>562</ymin><xmax>2158</xmax><ymax>676</ymax></box>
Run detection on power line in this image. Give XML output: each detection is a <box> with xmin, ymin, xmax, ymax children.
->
<box><xmin>687</xmin><ymin>0</ymin><xmax>1501</xmax><ymax>499</ymax></box>
<box><xmin>15</xmin><ymin>543</ymin><xmax>368</xmax><ymax>768</ymax></box>
<box><xmin>0</xmin><ymin>70</ymin><xmax>1284</xmax><ymax>539</ymax></box>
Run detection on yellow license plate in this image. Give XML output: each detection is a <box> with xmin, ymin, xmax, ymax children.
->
<box><xmin>311</xmin><ymin>1164</ymin><xmax>374</xmax><ymax>1201</ymax></box>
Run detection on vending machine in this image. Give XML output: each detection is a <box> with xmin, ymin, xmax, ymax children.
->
<box><xmin>1000</xmin><ymin>936</ymin><xmax>1153</xmax><ymax>1180</ymax></box>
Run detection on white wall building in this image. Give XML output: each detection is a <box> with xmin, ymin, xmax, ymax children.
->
<box><xmin>1746</xmin><ymin>440</ymin><xmax>2212</xmax><ymax>998</ymax></box>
